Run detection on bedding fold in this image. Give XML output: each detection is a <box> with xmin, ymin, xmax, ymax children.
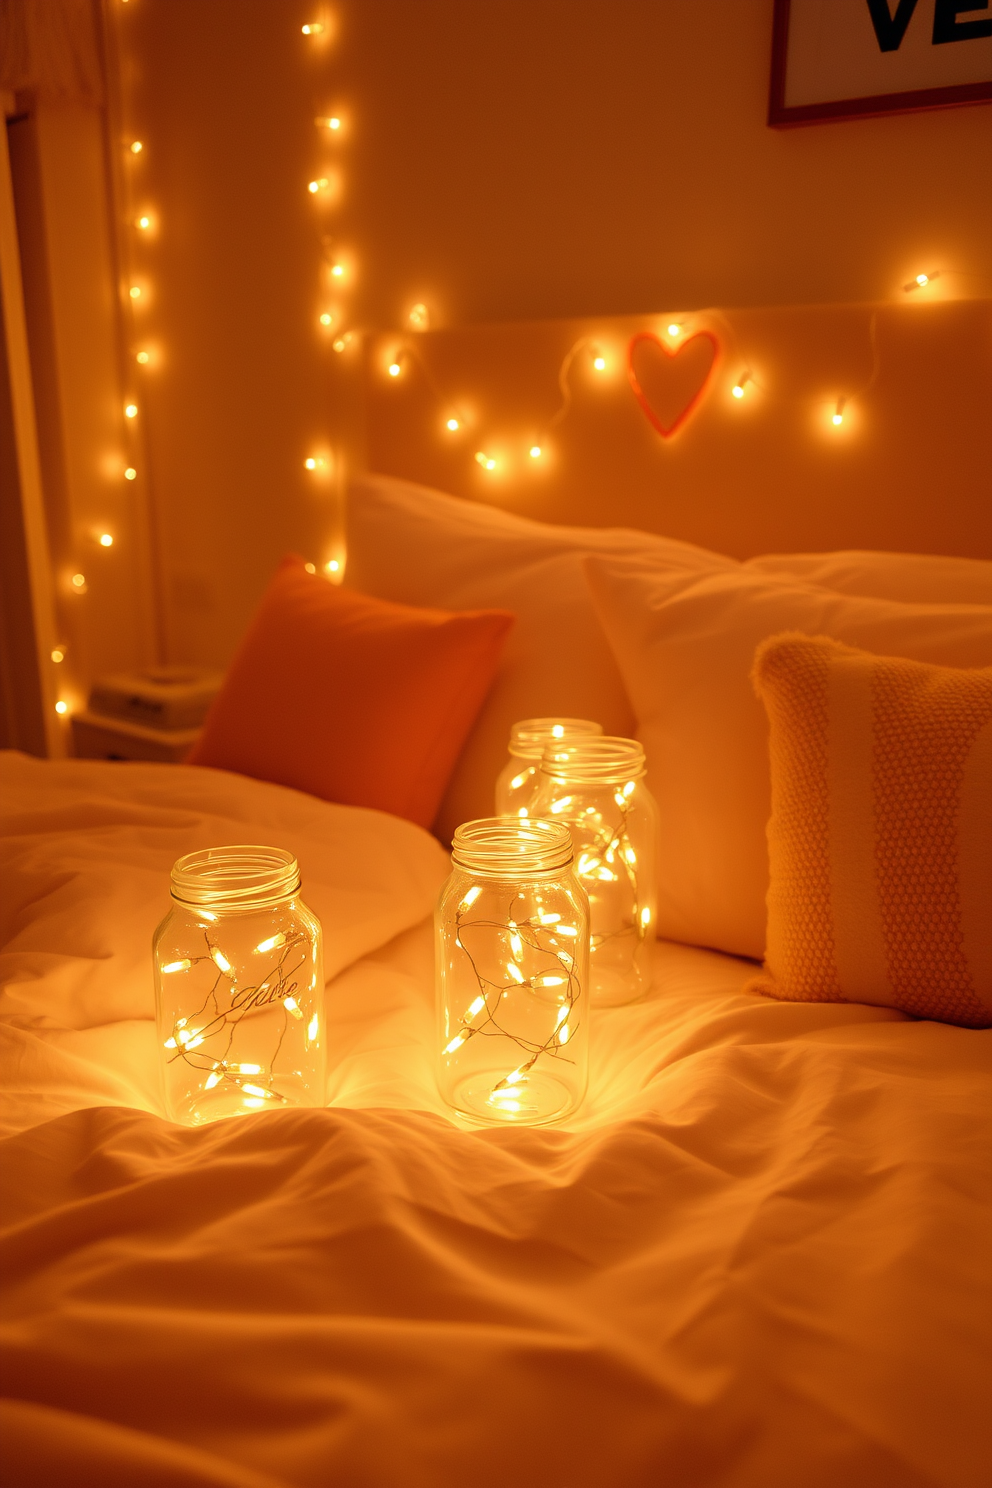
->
<box><xmin>0</xmin><ymin>753</ymin><xmax>448</xmax><ymax>1031</ymax></box>
<box><xmin>1</xmin><ymin>757</ymin><xmax>989</xmax><ymax>1487</ymax></box>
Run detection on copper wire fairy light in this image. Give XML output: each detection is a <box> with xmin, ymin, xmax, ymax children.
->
<box><xmin>444</xmin><ymin>894</ymin><xmax>582</xmax><ymax>1099</ymax></box>
<box><xmin>161</xmin><ymin>927</ymin><xmax>315</xmax><ymax>1104</ymax></box>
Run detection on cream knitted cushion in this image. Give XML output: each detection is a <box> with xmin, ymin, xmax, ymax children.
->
<box><xmin>750</xmin><ymin>634</ymin><xmax>992</xmax><ymax>1028</ymax></box>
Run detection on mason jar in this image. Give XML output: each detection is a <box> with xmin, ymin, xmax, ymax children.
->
<box><xmin>532</xmin><ymin>737</ymin><xmax>657</xmax><ymax>1008</ymax></box>
<box><xmin>494</xmin><ymin>717</ymin><xmax>603</xmax><ymax>820</ymax></box>
<box><xmin>153</xmin><ymin>846</ymin><xmax>325</xmax><ymax>1125</ymax></box>
<box><xmin>436</xmin><ymin>818</ymin><xmax>589</xmax><ymax>1126</ymax></box>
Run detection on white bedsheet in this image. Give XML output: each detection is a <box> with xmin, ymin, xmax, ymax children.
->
<box><xmin>1</xmin><ymin>755</ymin><xmax>989</xmax><ymax>1487</ymax></box>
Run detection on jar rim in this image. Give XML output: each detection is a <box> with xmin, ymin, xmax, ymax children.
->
<box><xmin>540</xmin><ymin>735</ymin><xmax>646</xmax><ymax>784</ymax></box>
<box><xmin>451</xmin><ymin>817</ymin><xmax>573</xmax><ymax>875</ymax></box>
<box><xmin>170</xmin><ymin>845</ymin><xmax>300</xmax><ymax>910</ymax></box>
<box><xmin>509</xmin><ymin>716</ymin><xmax>602</xmax><ymax>758</ymax></box>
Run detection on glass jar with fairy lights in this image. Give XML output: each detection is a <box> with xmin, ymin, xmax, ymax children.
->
<box><xmin>436</xmin><ymin>818</ymin><xmax>589</xmax><ymax>1126</ymax></box>
<box><xmin>494</xmin><ymin>717</ymin><xmax>603</xmax><ymax>820</ymax></box>
<box><xmin>531</xmin><ymin>737</ymin><xmax>657</xmax><ymax>1008</ymax></box>
<box><xmin>153</xmin><ymin>846</ymin><xmax>325</xmax><ymax>1125</ymax></box>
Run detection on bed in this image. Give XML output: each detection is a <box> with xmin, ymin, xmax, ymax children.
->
<box><xmin>3</xmin><ymin>300</ymin><xmax>991</xmax><ymax>1487</ymax></box>
<box><xmin>1</xmin><ymin>749</ymin><xmax>989</xmax><ymax>1488</ymax></box>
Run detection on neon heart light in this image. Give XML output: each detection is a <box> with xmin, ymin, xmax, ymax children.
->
<box><xmin>627</xmin><ymin>329</ymin><xmax>719</xmax><ymax>439</ymax></box>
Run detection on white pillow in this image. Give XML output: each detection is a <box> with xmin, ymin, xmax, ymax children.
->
<box><xmin>345</xmin><ymin>474</ymin><xmax>737</xmax><ymax>840</ymax></box>
<box><xmin>745</xmin><ymin>550</ymin><xmax>992</xmax><ymax>606</ymax></box>
<box><xmin>585</xmin><ymin>558</ymin><xmax>992</xmax><ymax>961</ymax></box>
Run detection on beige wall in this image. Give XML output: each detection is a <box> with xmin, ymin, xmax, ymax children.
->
<box><xmin>117</xmin><ymin>0</ymin><xmax>991</xmax><ymax>665</ymax></box>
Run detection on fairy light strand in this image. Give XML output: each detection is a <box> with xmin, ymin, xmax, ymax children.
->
<box><xmin>444</xmin><ymin>895</ymin><xmax>582</xmax><ymax>1107</ymax></box>
<box><xmin>161</xmin><ymin>926</ymin><xmax>315</xmax><ymax>1104</ymax></box>
<box><xmin>553</xmin><ymin>780</ymin><xmax>649</xmax><ymax>961</ymax></box>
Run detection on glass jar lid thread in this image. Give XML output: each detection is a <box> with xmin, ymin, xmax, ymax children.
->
<box><xmin>451</xmin><ymin>818</ymin><xmax>574</xmax><ymax>875</ymax></box>
<box><xmin>540</xmin><ymin>735</ymin><xmax>646</xmax><ymax>785</ymax></box>
<box><xmin>509</xmin><ymin>716</ymin><xmax>602</xmax><ymax>759</ymax></box>
<box><xmin>170</xmin><ymin>845</ymin><xmax>301</xmax><ymax>911</ymax></box>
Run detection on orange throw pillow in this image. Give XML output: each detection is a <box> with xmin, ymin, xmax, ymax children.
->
<box><xmin>188</xmin><ymin>556</ymin><xmax>514</xmax><ymax>829</ymax></box>
<box><xmin>749</xmin><ymin>634</ymin><xmax>992</xmax><ymax>1027</ymax></box>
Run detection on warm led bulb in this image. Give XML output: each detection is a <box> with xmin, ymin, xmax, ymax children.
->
<box><xmin>332</xmin><ymin>336</ymin><xmax>347</xmax><ymax>352</ymax></box>
<box><xmin>71</xmin><ymin>573</ymin><xmax>86</xmax><ymax>588</ymax></box>
<box><xmin>129</xmin><ymin>140</ymin><xmax>143</xmax><ymax>154</ymax></box>
<box><xmin>99</xmin><ymin>533</ymin><xmax>113</xmax><ymax>547</ymax></box>
<box><xmin>667</xmin><ymin>322</ymin><xmax>681</xmax><ymax>337</ymax></box>
<box><xmin>55</xmin><ymin>700</ymin><xmax>68</xmax><ymax>715</ymax></box>
<box><xmin>129</xmin><ymin>286</ymin><xmax>141</xmax><ymax>299</ymax></box>
<box><xmin>308</xmin><ymin>178</ymin><xmax>329</xmax><ymax>194</ymax></box>
<box><xmin>731</xmin><ymin>372</ymin><xmax>750</xmax><ymax>400</ymax></box>
<box><xmin>51</xmin><ymin>648</ymin><xmax>64</xmax><ymax>663</ymax></box>
<box><xmin>529</xmin><ymin>445</ymin><xmax>542</xmax><ymax>459</ymax></box>
<box><xmin>732</xmin><ymin>384</ymin><xmax>744</xmax><ymax>399</ymax></box>
<box><xmin>832</xmin><ymin>397</ymin><xmax>847</xmax><ymax>427</ymax></box>
<box><xmin>325</xmin><ymin>559</ymin><xmax>340</xmax><ymax>573</ymax></box>
<box><xmin>136</xmin><ymin>215</ymin><xmax>151</xmax><ymax>230</ymax></box>
<box><xmin>904</xmin><ymin>269</ymin><xmax>939</xmax><ymax>293</ymax></box>
<box><xmin>832</xmin><ymin>412</ymin><xmax>844</xmax><ymax>426</ymax></box>
<box><xmin>319</xmin><ymin>312</ymin><xmax>333</xmax><ymax>326</ymax></box>
<box><xmin>124</xmin><ymin>403</ymin><xmax>138</xmax><ymax>418</ymax></box>
<box><xmin>408</xmin><ymin>303</ymin><xmax>429</xmax><ymax>329</ymax></box>
<box><xmin>305</xmin><ymin>457</ymin><xmax>317</xmax><ymax>470</ymax></box>
<box><xmin>301</xmin><ymin>21</ymin><xmax>324</xmax><ymax>34</ymax></box>
<box><xmin>475</xmin><ymin>452</ymin><xmax>497</xmax><ymax>471</ymax></box>
<box><xmin>304</xmin><ymin>562</ymin><xmax>316</xmax><ymax>573</ymax></box>
<box><xmin>916</xmin><ymin>273</ymin><xmax>929</xmax><ymax>286</ymax></box>
<box><xmin>446</xmin><ymin>417</ymin><xmax>460</xmax><ymax>431</ymax></box>
<box><xmin>592</xmin><ymin>355</ymin><xmax>606</xmax><ymax>371</ymax></box>
<box><xmin>331</xmin><ymin>263</ymin><xmax>344</xmax><ymax>277</ymax></box>
<box><xmin>124</xmin><ymin>467</ymin><xmax>137</xmax><ymax>480</ymax></box>
<box><xmin>136</xmin><ymin>350</ymin><xmax>150</xmax><ymax>364</ymax></box>
<box><xmin>387</xmin><ymin>361</ymin><xmax>401</xmax><ymax>377</ymax></box>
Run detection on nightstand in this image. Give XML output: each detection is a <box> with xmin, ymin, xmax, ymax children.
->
<box><xmin>71</xmin><ymin>711</ymin><xmax>200</xmax><ymax>764</ymax></box>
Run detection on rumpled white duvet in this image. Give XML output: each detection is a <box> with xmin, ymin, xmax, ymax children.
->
<box><xmin>1</xmin><ymin>753</ymin><xmax>989</xmax><ymax>1488</ymax></box>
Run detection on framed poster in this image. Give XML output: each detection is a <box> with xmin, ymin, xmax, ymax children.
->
<box><xmin>769</xmin><ymin>0</ymin><xmax>992</xmax><ymax>125</ymax></box>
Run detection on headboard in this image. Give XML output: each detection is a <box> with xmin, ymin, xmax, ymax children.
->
<box><xmin>337</xmin><ymin>298</ymin><xmax>992</xmax><ymax>561</ymax></box>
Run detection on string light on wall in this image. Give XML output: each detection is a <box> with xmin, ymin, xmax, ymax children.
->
<box><xmin>51</xmin><ymin>648</ymin><xmax>65</xmax><ymax>664</ymax></box>
<box><xmin>379</xmin><ymin>298</ymin><xmax>903</xmax><ymax>473</ymax></box>
<box><xmin>301</xmin><ymin>22</ymin><xmax>325</xmax><ymax>35</ymax></box>
<box><xmin>136</xmin><ymin>350</ymin><xmax>150</xmax><ymax>364</ymax></box>
<box><xmin>129</xmin><ymin>139</ymin><xmax>143</xmax><ymax>154</ymax></box>
<box><xmin>666</xmin><ymin>322</ymin><xmax>683</xmax><ymax>338</ymax></box>
<box><xmin>124</xmin><ymin>402</ymin><xmax>138</xmax><ymax>418</ymax></box>
<box><xmin>55</xmin><ymin>700</ymin><xmax>69</xmax><ymax>715</ymax></box>
<box><xmin>315</xmin><ymin>115</ymin><xmax>341</xmax><ymax>131</ymax></box>
<box><xmin>408</xmin><ymin>303</ymin><xmax>430</xmax><ymax>330</ymax></box>
<box><xmin>904</xmin><ymin>270</ymin><xmax>939</xmax><ymax>292</ymax></box>
<box><xmin>99</xmin><ymin>534</ymin><xmax>114</xmax><ymax>548</ymax></box>
<box><xmin>125</xmin><ymin>466</ymin><xmax>137</xmax><ymax>480</ymax></box>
